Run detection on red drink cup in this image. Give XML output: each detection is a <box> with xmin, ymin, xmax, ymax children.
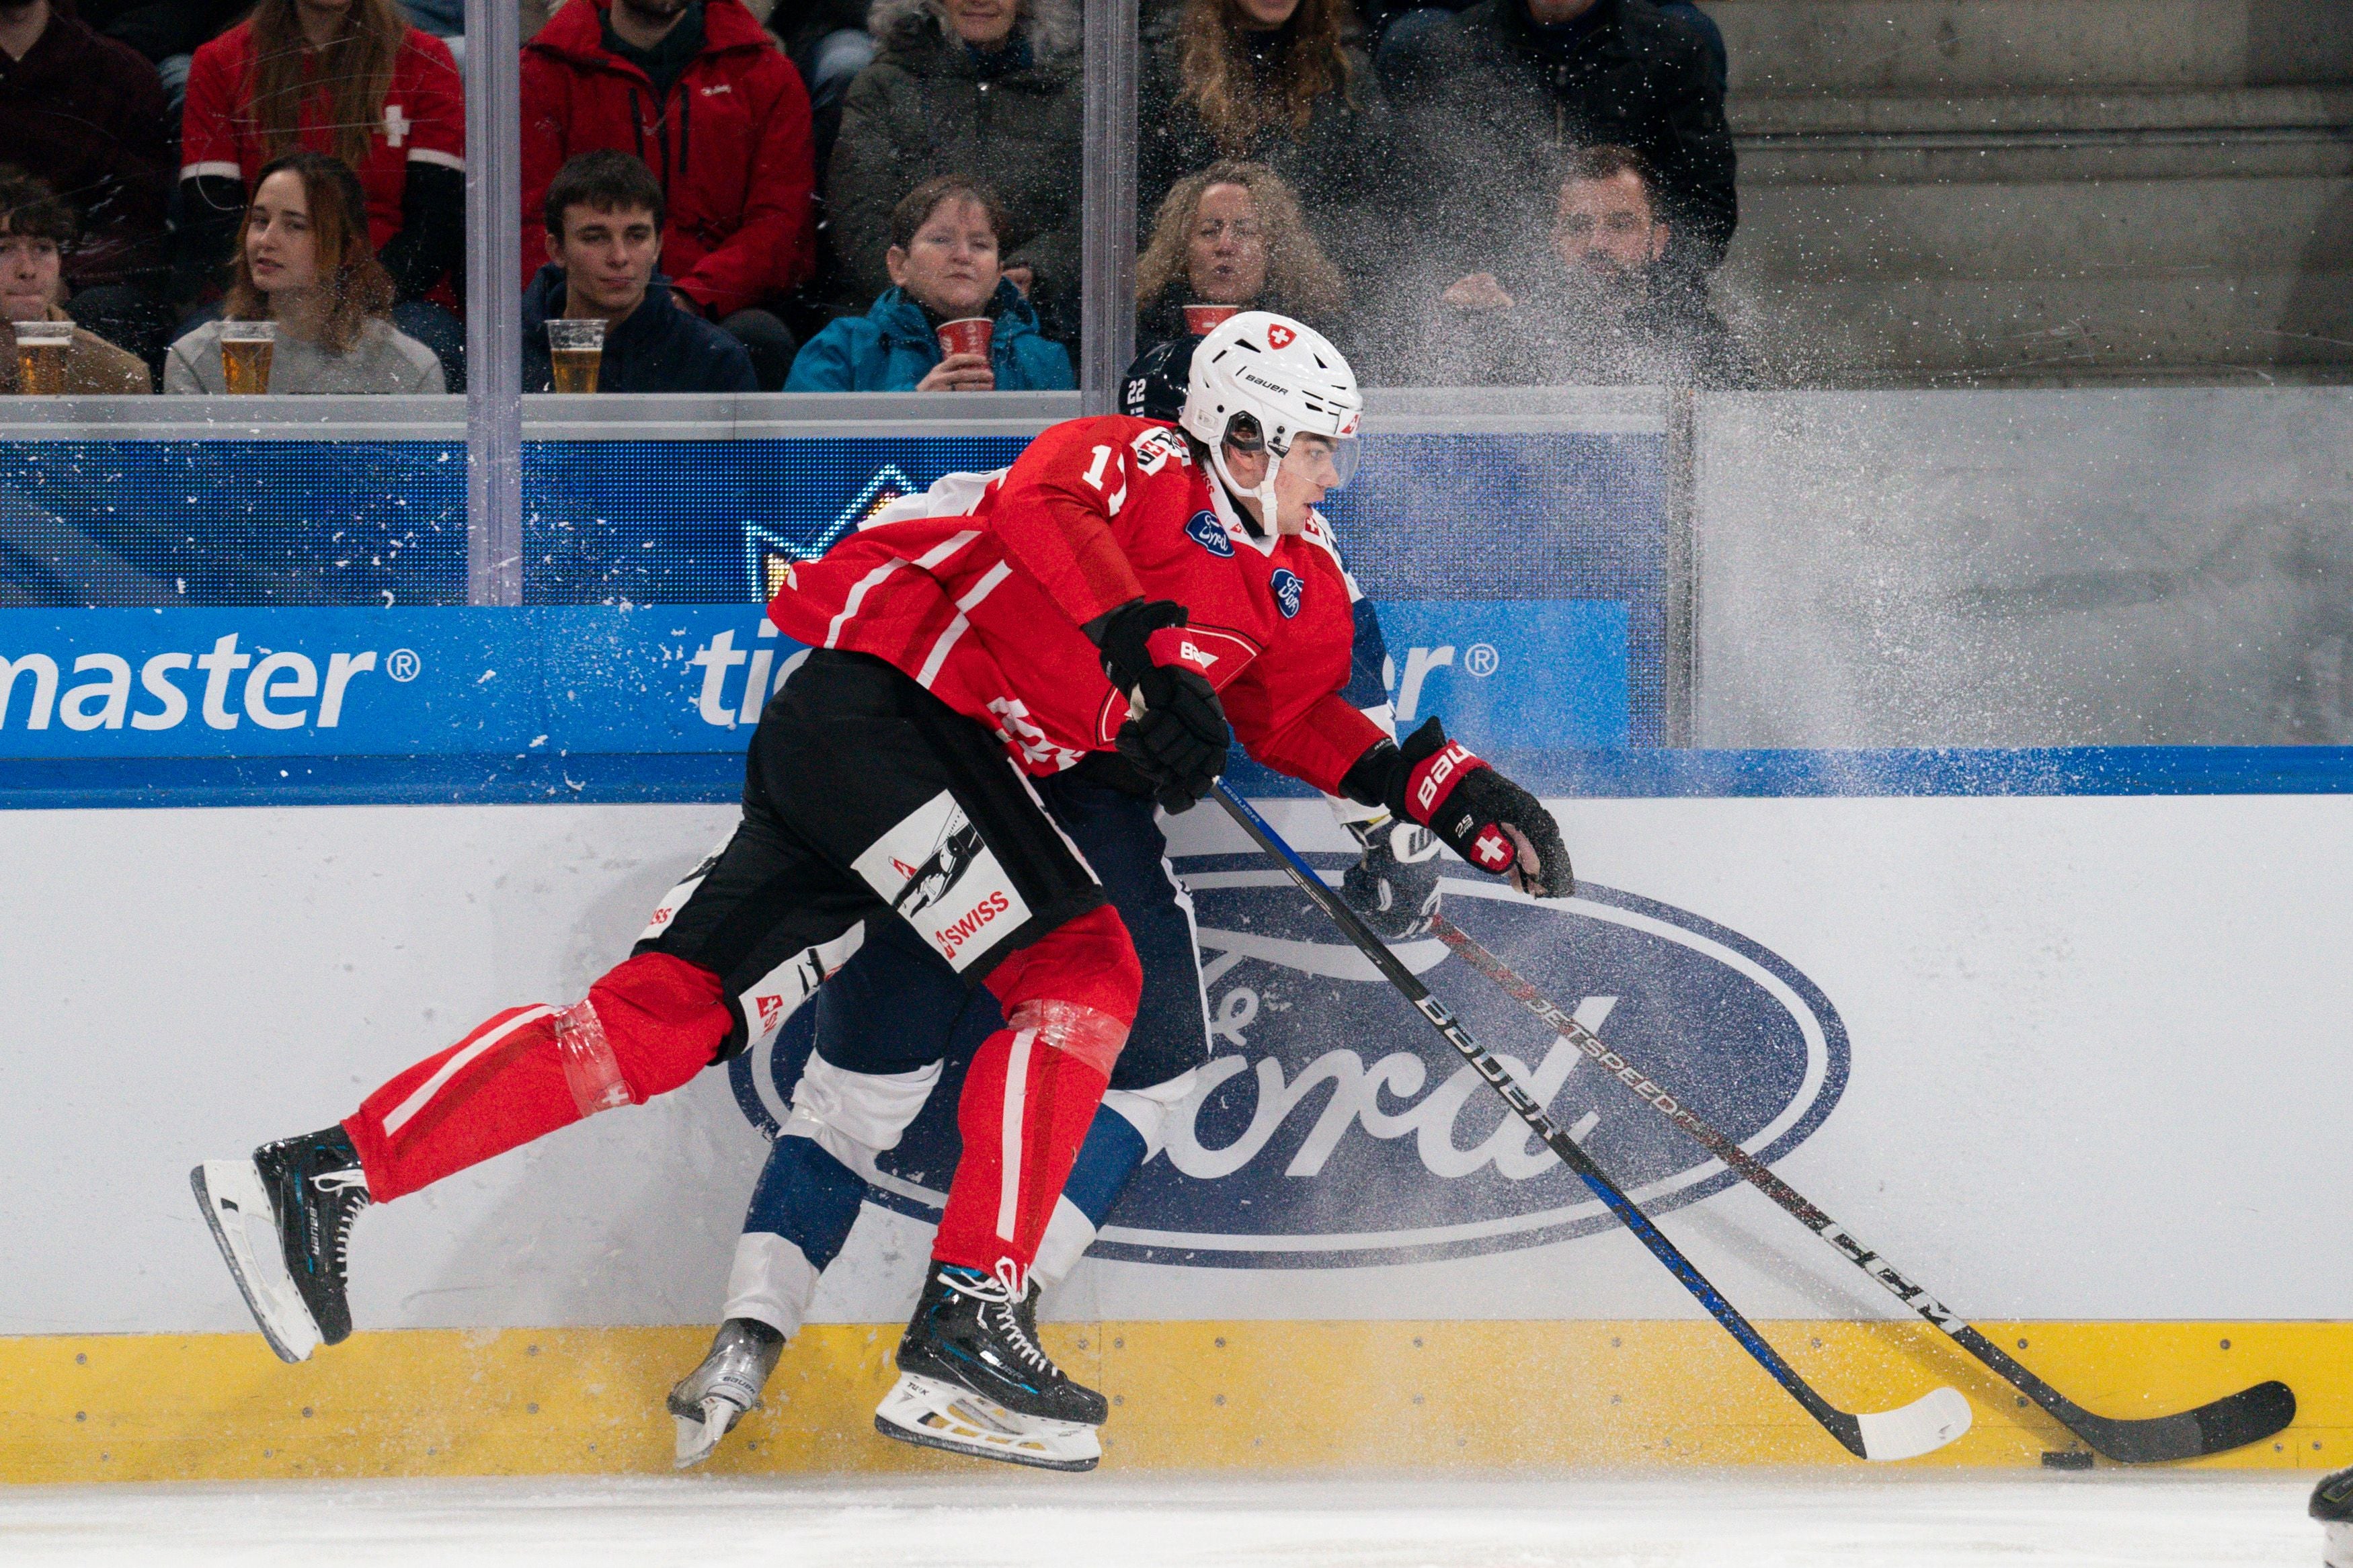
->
<box><xmin>936</xmin><ymin>317</ymin><xmax>993</xmax><ymax>360</ymax></box>
<box><xmin>1183</xmin><ymin>304</ymin><xmax>1241</xmax><ymax>335</ymax></box>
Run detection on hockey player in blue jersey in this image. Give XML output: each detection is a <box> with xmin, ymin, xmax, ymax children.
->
<box><xmin>664</xmin><ymin>339</ymin><xmax>1449</xmax><ymax>1471</ymax></box>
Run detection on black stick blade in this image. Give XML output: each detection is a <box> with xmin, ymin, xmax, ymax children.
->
<box><xmin>2071</xmin><ymin>1380</ymin><xmax>2297</xmax><ymax>1464</ymax></box>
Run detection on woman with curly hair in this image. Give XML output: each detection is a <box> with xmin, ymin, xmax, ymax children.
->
<box><xmin>165</xmin><ymin>151</ymin><xmax>443</xmax><ymax>393</ymax></box>
<box><xmin>1133</xmin><ymin>160</ymin><xmax>1345</xmax><ymax>355</ymax></box>
<box><xmin>1135</xmin><ymin>0</ymin><xmax>1404</xmax><ymax>281</ymax></box>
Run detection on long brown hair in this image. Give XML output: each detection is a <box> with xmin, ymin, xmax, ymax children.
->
<box><xmin>225</xmin><ymin>151</ymin><xmax>395</xmax><ymax>353</ymax></box>
<box><xmin>1176</xmin><ymin>0</ymin><xmax>1356</xmax><ymax>153</ymax></box>
<box><xmin>244</xmin><ymin>0</ymin><xmax>410</xmax><ymax>172</ymax></box>
<box><xmin>1135</xmin><ymin>160</ymin><xmax>1345</xmax><ymax>320</ymax></box>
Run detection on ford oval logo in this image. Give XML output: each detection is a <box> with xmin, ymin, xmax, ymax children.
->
<box><xmin>731</xmin><ymin>867</ymin><xmax>1847</xmax><ymax>1268</ymax></box>
<box><xmin>1270</xmin><ymin>568</ymin><xmax>1304</xmax><ymax>618</ymax></box>
<box><xmin>1185</xmin><ymin>509</ymin><xmax>1234</xmax><ymax>558</ymax></box>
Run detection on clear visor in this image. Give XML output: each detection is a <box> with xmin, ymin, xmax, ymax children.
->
<box><xmin>1277</xmin><ymin>432</ymin><xmax>1362</xmax><ymax>491</ymax></box>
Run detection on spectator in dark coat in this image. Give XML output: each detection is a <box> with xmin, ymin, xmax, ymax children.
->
<box><xmin>1389</xmin><ymin>0</ymin><xmax>1734</xmax><ymax>280</ymax></box>
<box><xmin>523</xmin><ymin>151</ymin><xmax>758</xmax><ymax>393</ymax></box>
<box><xmin>828</xmin><ymin>0</ymin><xmax>1081</xmax><ymax>341</ymax></box>
<box><xmin>1373</xmin><ymin>0</ymin><xmax>1722</xmax><ymax>97</ymax></box>
<box><xmin>1408</xmin><ymin>145</ymin><xmax>1752</xmax><ymax>387</ymax></box>
<box><xmin>69</xmin><ymin>0</ymin><xmax>247</xmax><ymax>118</ymax></box>
<box><xmin>1133</xmin><ymin>159</ymin><xmax>1345</xmax><ymax>356</ymax></box>
<box><xmin>522</xmin><ymin>0</ymin><xmax>817</xmax><ymax>390</ymax></box>
<box><xmin>765</xmin><ymin>0</ymin><xmax>877</xmax><ymax>177</ymax></box>
<box><xmin>1136</xmin><ymin>0</ymin><xmax>1404</xmax><ymax>290</ymax></box>
<box><xmin>0</xmin><ymin>0</ymin><xmax>176</xmax><ymax>367</ymax></box>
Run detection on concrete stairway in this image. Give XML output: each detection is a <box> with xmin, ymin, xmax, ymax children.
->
<box><xmin>1708</xmin><ymin>0</ymin><xmax>2353</xmax><ymax>383</ymax></box>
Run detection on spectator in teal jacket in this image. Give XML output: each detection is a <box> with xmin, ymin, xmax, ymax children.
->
<box><xmin>785</xmin><ymin>175</ymin><xmax>1072</xmax><ymax>392</ymax></box>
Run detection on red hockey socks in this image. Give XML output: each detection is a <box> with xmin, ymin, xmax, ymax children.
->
<box><xmin>932</xmin><ymin>906</ymin><xmax>1139</xmax><ymax>1280</ymax></box>
<box><xmin>344</xmin><ymin>953</ymin><xmax>731</xmax><ymax>1202</ymax></box>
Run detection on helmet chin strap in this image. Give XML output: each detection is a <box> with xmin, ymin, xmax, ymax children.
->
<box><xmin>1208</xmin><ymin>440</ymin><xmax>1283</xmax><ymax>537</ymax></box>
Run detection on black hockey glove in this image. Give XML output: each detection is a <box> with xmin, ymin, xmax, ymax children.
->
<box><xmin>1087</xmin><ymin>597</ymin><xmax>1232</xmax><ymax>813</ymax></box>
<box><xmin>1341</xmin><ymin>718</ymin><xmax>1572</xmax><ymax>898</ymax></box>
<box><xmin>1341</xmin><ymin>813</ymin><xmax>1445</xmax><ymax>939</ymax></box>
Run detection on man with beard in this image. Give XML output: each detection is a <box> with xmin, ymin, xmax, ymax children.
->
<box><xmin>521</xmin><ymin>0</ymin><xmax>816</xmax><ymax>388</ymax></box>
<box><xmin>1420</xmin><ymin>145</ymin><xmax>1754</xmax><ymax>389</ymax></box>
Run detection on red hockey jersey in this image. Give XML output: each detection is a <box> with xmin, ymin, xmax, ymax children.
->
<box><xmin>766</xmin><ymin>415</ymin><xmax>1387</xmax><ymax>795</ymax></box>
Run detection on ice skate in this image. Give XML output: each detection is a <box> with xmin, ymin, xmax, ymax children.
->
<box><xmin>875</xmin><ymin>1263</ymin><xmax>1105</xmax><ymax>1471</ymax></box>
<box><xmin>666</xmin><ymin>1317</ymin><xmax>784</xmax><ymax>1468</ymax></box>
<box><xmin>2314</xmin><ymin>1464</ymin><xmax>2353</xmax><ymax>1567</ymax></box>
<box><xmin>191</xmin><ymin>1126</ymin><xmax>371</xmax><ymax>1364</ymax></box>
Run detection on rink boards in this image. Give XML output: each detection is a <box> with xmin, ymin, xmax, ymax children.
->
<box><xmin>0</xmin><ymin>789</ymin><xmax>2347</xmax><ymax>1480</ymax></box>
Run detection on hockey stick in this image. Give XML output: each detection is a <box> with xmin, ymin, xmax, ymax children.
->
<box><xmin>1209</xmin><ymin>782</ymin><xmax>1970</xmax><ymax>1462</ymax></box>
<box><xmin>1428</xmin><ymin>911</ymin><xmax>2298</xmax><ymax>1464</ymax></box>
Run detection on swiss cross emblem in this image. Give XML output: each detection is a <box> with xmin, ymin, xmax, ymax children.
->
<box><xmin>1472</xmin><ymin>828</ymin><xmax>1513</xmax><ymax>870</ymax></box>
<box><xmin>1267</xmin><ymin>324</ymin><xmax>1295</xmax><ymax>349</ymax></box>
<box><xmin>382</xmin><ymin>104</ymin><xmax>409</xmax><ymax>147</ymax></box>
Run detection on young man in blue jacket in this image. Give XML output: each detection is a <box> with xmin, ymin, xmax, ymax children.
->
<box><xmin>522</xmin><ymin>151</ymin><xmax>758</xmax><ymax>395</ymax></box>
<box><xmin>785</xmin><ymin>175</ymin><xmax>1072</xmax><ymax>393</ymax></box>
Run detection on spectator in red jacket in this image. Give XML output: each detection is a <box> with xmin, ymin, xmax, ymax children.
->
<box><xmin>177</xmin><ymin>0</ymin><xmax>467</xmax><ymax>384</ymax></box>
<box><xmin>0</xmin><ymin>0</ymin><xmax>176</xmax><ymax>370</ymax></box>
<box><xmin>522</xmin><ymin>0</ymin><xmax>817</xmax><ymax>390</ymax></box>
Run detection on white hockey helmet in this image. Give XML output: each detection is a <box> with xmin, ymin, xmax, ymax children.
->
<box><xmin>1181</xmin><ymin>311</ymin><xmax>1363</xmax><ymax>520</ymax></box>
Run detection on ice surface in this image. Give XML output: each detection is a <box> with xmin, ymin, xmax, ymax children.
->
<box><xmin>0</xmin><ymin>1472</ymin><xmax>2318</xmax><ymax>1567</ymax></box>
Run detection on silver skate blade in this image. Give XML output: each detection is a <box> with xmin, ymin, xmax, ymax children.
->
<box><xmin>674</xmin><ymin>1394</ymin><xmax>746</xmax><ymax>1469</ymax></box>
<box><xmin>191</xmin><ymin>1161</ymin><xmax>319</xmax><ymax>1365</ymax></box>
<box><xmin>1856</xmin><ymin>1387</ymin><xmax>1972</xmax><ymax>1462</ymax></box>
<box><xmin>873</xmin><ymin>1372</ymin><xmax>1101</xmax><ymax>1473</ymax></box>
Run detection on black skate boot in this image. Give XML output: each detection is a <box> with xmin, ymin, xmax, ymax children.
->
<box><xmin>192</xmin><ymin>1126</ymin><xmax>371</xmax><ymax>1364</ymax></box>
<box><xmin>875</xmin><ymin>1263</ymin><xmax>1106</xmax><ymax>1471</ymax></box>
<box><xmin>2313</xmin><ymin>1464</ymin><xmax>2353</xmax><ymax>1567</ymax></box>
<box><xmin>667</xmin><ymin>1317</ymin><xmax>785</xmax><ymax>1469</ymax></box>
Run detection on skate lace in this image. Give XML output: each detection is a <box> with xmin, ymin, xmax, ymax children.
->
<box><xmin>314</xmin><ymin>1167</ymin><xmax>371</xmax><ymax>1264</ymax></box>
<box><xmin>985</xmin><ymin>1259</ymin><xmax>1051</xmax><ymax>1375</ymax></box>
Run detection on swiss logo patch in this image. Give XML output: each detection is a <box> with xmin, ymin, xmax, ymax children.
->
<box><xmin>1184</xmin><ymin>509</ymin><xmax>1234</xmax><ymax>558</ymax></box>
<box><xmin>1270</xmin><ymin>568</ymin><xmax>1304</xmax><ymax>618</ymax></box>
<box><xmin>1267</xmin><ymin>324</ymin><xmax>1296</xmax><ymax>349</ymax></box>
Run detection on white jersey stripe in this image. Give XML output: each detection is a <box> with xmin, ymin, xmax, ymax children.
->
<box><xmin>912</xmin><ymin>559</ymin><xmax>1012</xmax><ymax>689</ymax></box>
<box><xmin>821</xmin><ymin>530</ymin><xmax>979</xmax><ymax>651</ymax></box>
<box><xmin>382</xmin><ymin>1005</ymin><xmax>556</xmax><ymax>1137</ymax></box>
<box><xmin>997</xmin><ymin>1028</ymin><xmax>1034</xmax><ymax>1241</ymax></box>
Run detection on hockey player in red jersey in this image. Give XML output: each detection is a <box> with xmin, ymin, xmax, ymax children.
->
<box><xmin>191</xmin><ymin>311</ymin><xmax>1571</xmax><ymax>1464</ymax></box>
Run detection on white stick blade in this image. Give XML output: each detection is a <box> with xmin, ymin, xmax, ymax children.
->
<box><xmin>1857</xmin><ymin>1387</ymin><xmax>1972</xmax><ymax>1461</ymax></box>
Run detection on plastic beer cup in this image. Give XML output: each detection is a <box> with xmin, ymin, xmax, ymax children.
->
<box><xmin>546</xmin><ymin>318</ymin><xmax>606</xmax><ymax>393</ymax></box>
<box><xmin>12</xmin><ymin>319</ymin><xmax>74</xmax><ymax>396</ymax></box>
<box><xmin>218</xmin><ymin>320</ymin><xmax>277</xmax><ymax>395</ymax></box>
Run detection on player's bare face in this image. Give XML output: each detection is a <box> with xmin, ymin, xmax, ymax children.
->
<box><xmin>1553</xmin><ymin>171</ymin><xmax>1667</xmax><ymax>286</ymax></box>
<box><xmin>244</xmin><ymin>173</ymin><xmax>320</xmax><ymax>299</ymax></box>
<box><xmin>944</xmin><ymin>0</ymin><xmax>1016</xmax><ymax>47</ymax></box>
<box><xmin>551</xmin><ymin>202</ymin><xmax>661</xmax><ymax>320</ymax></box>
<box><xmin>0</xmin><ymin>231</ymin><xmax>61</xmax><ymax>323</ymax></box>
<box><xmin>887</xmin><ymin>198</ymin><xmax>1001</xmax><ymax>321</ymax></box>
<box><xmin>1186</xmin><ymin>183</ymin><xmax>1268</xmax><ymax>306</ymax></box>
<box><xmin>1271</xmin><ymin>435</ymin><xmax>1341</xmax><ymax>534</ymax></box>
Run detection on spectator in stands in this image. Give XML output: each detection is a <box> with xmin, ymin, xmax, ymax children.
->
<box><xmin>1134</xmin><ymin>160</ymin><xmax>1345</xmax><ymax>354</ymax></box>
<box><xmin>0</xmin><ymin>0</ymin><xmax>177</xmax><ymax>369</ymax></box>
<box><xmin>767</xmin><ymin>0</ymin><xmax>879</xmax><ymax>179</ymax></box>
<box><xmin>177</xmin><ymin>0</ymin><xmax>467</xmax><ymax>382</ymax></box>
<box><xmin>67</xmin><ymin>0</ymin><xmax>247</xmax><ymax>118</ymax></box>
<box><xmin>165</xmin><ymin>151</ymin><xmax>444</xmax><ymax>393</ymax></box>
<box><xmin>830</xmin><ymin>0</ymin><xmax>1081</xmax><ymax>342</ymax></box>
<box><xmin>787</xmin><ymin>175</ymin><xmax>1070</xmax><ymax>391</ymax></box>
<box><xmin>1386</xmin><ymin>0</ymin><xmax>1735</xmax><ymax>280</ymax></box>
<box><xmin>0</xmin><ymin>168</ymin><xmax>153</xmax><ymax>393</ymax></box>
<box><xmin>1373</xmin><ymin>0</ymin><xmax>1723</xmax><ymax>97</ymax></box>
<box><xmin>1412</xmin><ymin>145</ymin><xmax>1752</xmax><ymax>387</ymax></box>
<box><xmin>1135</xmin><ymin>0</ymin><xmax>1402</xmax><ymax>282</ymax></box>
<box><xmin>522</xmin><ymin>0</ymin><xmax>817</xmax><ymax>391</ymax></box>
<box><xmin>523</xmin><ymin>151</ymin><xmax>757</xmax><ymax>393</ymax></box>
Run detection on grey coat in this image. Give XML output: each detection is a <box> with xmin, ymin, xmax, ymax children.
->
<box><xmin>828</xmin><ymin>0</ymin><xmax>1083</xmax><ymax>326</ymax></box>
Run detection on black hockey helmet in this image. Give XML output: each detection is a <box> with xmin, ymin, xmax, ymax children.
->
<box><xmin>1119</xmin><ymin>336</ymin><xmax>1195</xmax><ymax>423</ymax></box>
